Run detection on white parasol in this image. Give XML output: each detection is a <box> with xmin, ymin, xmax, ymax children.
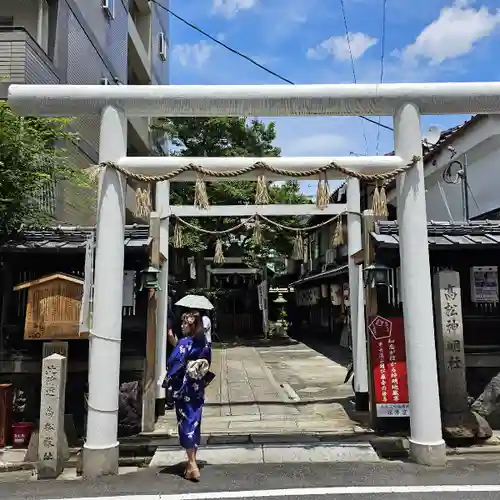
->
<box><xmin>175</xmin><ymin>294</ymin><xmax>214</xmax><ymax>310</ymax></box>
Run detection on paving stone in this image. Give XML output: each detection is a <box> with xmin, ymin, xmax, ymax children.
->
<box><xmin>260</xmin><ymin>405</ymin><xmax>300</xmax><ymax>416</ymax></box>
<box><xmin>202</xmin><ymin>422</ymin><xmax>231</xmax><ymax>432</ymax></box>
<box><xmin>296</xmin><ymin>421</ymin><xmax>354</xmax><ymax>433</ymax></box>
<box><xmin>260</xmin><ymin>414</ymin><xmax>300</xmax><ymax>422</ymax></box>
<box><xmin>229</xmin><ymin>420</ymin><xmax>299</xmax><ymax>431</ymax></box>
<box><xmin>152</xmin><ymin>342</ymin><xmax>361</xmax><ymax>439</ymax></box>
<box><xmin>209</xmin><ymin>415</ymin><xmax>259</xmax><ymax>423</ymax></box>
<box><xmin>262</xmin><ymin>443</ymin><xmax>380</xmax><ymax>463</ymax></box>
<box><xmin>203</xmin><ymin>407</ymin><xmax>222</xmax><ymax>418</ymax></box>
<box><xmin>230</xmin><ymin>405</ymin><xmax>260</xmax><ymax>416</ymax></box>
<box><xmin>150</xmin><ymin>446</ymin><xmax>264</xmax><ymax>467</ymax></box>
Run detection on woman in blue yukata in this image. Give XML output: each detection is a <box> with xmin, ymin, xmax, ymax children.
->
<box><xmin>165</xmin><ymin>311</ymin><xmax>212</xmax><ymax>481</ymax></box>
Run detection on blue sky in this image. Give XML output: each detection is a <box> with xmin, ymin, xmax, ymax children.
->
<box><xmin>168</xmin><ymin>0</ymin><xmax>500</xmax><ymax>195</ymax></box>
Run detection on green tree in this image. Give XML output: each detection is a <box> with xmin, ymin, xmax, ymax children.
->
<box><xmin>0</xmin><ymin>102</ymin><xmax>87</xmax><ymax>238</ymax></box>
<box><xmin>156</xmin><ymin>117</ymin><xmax>311</xmax><ymax>265</ymax></box>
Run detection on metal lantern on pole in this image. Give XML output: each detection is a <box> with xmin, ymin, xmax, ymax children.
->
<box><xmin>274</xmin><ymin>292</ymin><xmax>287</xmax><ymax>305</ymax></box>
<box><xmin>363</xmin><ymin>263</ymin><xmax>391</xmax><ymax>288</ymax></box>
<box><xmin>140</xmin><ymin>265</ymin><xmax>161</xmax><ymax>291</ymax></box>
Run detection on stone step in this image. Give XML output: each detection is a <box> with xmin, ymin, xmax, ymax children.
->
<box><xmin>149</xmin><ymin>442</ymin><xmax>381</xmax><ymax>467</ymax></box>
<box><xmin>125</xmin><ymin>426</ymin><xmax>374</xmax><ymax>450</ymax></box>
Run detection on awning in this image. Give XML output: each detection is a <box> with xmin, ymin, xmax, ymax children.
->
<box><xmin>290</xmin><ymin>264</ymin><xmax>349</xmax><ymax>287</ymax></box>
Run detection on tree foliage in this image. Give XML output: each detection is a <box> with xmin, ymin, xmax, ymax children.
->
<box><xmin>0</xmin><ymin>102</ymin><xmax>88</xmax><ymax>237</ymax></box>
<box><xmin>156</xmin><ymin>117</ymin><xmax>311</xmax><ymax>266</ymax></box>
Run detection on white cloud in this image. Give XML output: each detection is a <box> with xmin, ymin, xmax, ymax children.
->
<box><xmin>212</xmin><ymin>0</ymin><xmax>257</xmax><ymax>18</ymax></box>
<box><xmin>268</xmin><ymin>117</ymin><xmax>355</xmax><ymax>157</ymax></box>
<box><xmin>399</xmin><ymin>0</ymin><xmax>500</xmax><ymax>65</ymax></box>
<box><xmin>307</xmin><ymin>32</ymin><xmax>378</xmax><ymax>61</ymax></box>
<box><xmin>283</xmin><ymin>133</ymin><xmax>351</xmax><ymax>156</ymax></box>
<box><xmin>172</xmin><ymin>42</ymin><xmax>214</xmax><ymax>69</ymax></box>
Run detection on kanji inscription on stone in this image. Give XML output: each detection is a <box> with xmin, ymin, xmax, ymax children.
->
<box><xmin>37</xmin><ymin>353</ymin><xmax>67</xmax><ymax>479</ymax></box>
<box><xmin>433</xmin><ymin>270</ymin><xmax>468</xmax><ymax>415</ymax></box>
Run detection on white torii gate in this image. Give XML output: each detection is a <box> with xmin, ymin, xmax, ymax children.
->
<box><xmin>9</xmin><ymin>82</ymin><xmax>500</xmax><ymax>477</ymax></box>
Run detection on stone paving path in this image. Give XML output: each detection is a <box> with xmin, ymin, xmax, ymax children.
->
<box><xmin>154</xmin><ymin>342</ymin><xmax>361</xmax><ymax>439</ymax></box>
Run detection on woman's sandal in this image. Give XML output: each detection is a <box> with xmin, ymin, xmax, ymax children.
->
<box><xmin>184</xmin><ymin>468</ymin><xmax>201</xmax><ymax>482</ymax></box>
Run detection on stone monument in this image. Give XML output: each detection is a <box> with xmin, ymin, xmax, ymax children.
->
<box><xmin>433</xmin><ymin>270</ymin><xmax>489</xmax><ymax>440</ymax></box>
<box><xmin>37</xmin><ymin>353</ymin><xmax>67</xmax><ymax>479</ymax></box>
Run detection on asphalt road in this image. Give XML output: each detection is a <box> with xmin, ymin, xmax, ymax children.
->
<box><xmin>1</xmin><ymin>459</ymin><xmax>500</xmax><ymax>499</ymax></box>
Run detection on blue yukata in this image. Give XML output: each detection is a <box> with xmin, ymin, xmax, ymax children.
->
<box><xmin>166</xmin><ymin>336</ymin><xmax>211</xmax><ymax>449</ymax></box>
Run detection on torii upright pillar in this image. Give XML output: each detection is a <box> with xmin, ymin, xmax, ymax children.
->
<box><xmin>155</xmin><ymin>180</ymin><xmax>170</xmax><ymax>416</ymax></box>
<box><xmin>394</xmin><ymin>102</ymin><xmax>446</xmax><ymax>466</ymax></box>
<box><xmin>347</xmin><ymin>178</ymin><xmax>369</xmax><ymax>410</ymax></box>
<box><xmin>83</xmin><ymin>105</ymin><xmax>127</xmax><ymax>477</ymax></box>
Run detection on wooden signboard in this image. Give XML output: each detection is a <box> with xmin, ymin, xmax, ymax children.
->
<box><xmin>14</xmin><ymin>273</ymin><xmax>88</xmax><ymax>340</ymax></box>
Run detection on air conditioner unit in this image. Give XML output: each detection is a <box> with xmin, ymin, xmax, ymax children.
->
<box><xmin>102</xmin><ymin>0</ymin><xmax>114</xmax><ymax>18</ymax></box>
<box><xmin>158</xmin><ymin>32</ymin><xmax>167</xmax><ymax>61</ymax></box>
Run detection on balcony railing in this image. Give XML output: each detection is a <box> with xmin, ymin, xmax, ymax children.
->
<box><xmin>0</xmin><ymin>26</ymin><xmax>59</xmax><ymax>95</ymax></box>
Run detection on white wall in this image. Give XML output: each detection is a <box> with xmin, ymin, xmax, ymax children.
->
<box><xmin>425</xmin><ymin>139</ymin><xmax>500</xmax><ymax>221</ymax></box>
<box><xmin>388</xmin><ymin>115</ymin><xmax>500</xmax><ymax>221</ymax></box>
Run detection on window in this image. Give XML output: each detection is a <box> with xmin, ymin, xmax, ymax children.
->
<box><xmin>158</xmin><ymin>32</ymin><xmax>167</xmax><ymax>61</ymax></box>
<box><xmin>102</xmin><ymin>0</ymin><xmax>115</xmax><ymax>19</ymax></box>
<box><xmin>37</xmin><ymin>0</ymin><xmax>49</xmax><ymax>52</ymax></box>
<box><xmin>0</xmin><ymin>16</ymin><xmax>13</xmax><ymax>27</ymax></box>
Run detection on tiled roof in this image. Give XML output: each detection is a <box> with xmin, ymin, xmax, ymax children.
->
<box><xmin>290</xmin><ymin>264</ymin><xmax>349</xmax><ymax>286</ymax></box>
<box><xmin>0</xmin><ymin>225</ymin><xmax>151</xmax><ymax>251</ymax></box>
<box><xmin>371</xmin><ymin>220</ymin><xmax>500</xmax><ymax>248</ymax></box>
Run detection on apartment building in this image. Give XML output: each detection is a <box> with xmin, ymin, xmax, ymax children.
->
<box><xmin>0</xmin><ymin>0</ymin><xmax>169</xmax><ymax>224</ymax></box>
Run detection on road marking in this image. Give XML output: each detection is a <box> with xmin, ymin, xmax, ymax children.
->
<box><xmin>55</xmin><ymin>484</ymin><xmax>500</xmax><ymax>500</ymax></box>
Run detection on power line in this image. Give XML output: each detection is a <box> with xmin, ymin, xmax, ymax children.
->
<box><xmin>151</xmin><ymin>0</ymin><xmax>393</xmax><ymax>132</ymax></box>
<box><xmin>376</xmin><ymin>0</ymin><xmax>388</xmax><ymax>154</ymax></box>
<box><xmin>339</xmin><ymin>0</ymin><xmax>369</xmax><ymax>153</ymax></box>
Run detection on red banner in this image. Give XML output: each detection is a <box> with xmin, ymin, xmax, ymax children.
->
<box><xmin>368</xmin><ymin>316</ymin><xmax>409</xmax><ymax>418</ymax></box>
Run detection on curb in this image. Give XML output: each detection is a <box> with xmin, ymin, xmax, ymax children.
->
<box><xmin>0</xmin><ymin>456</ymin><xmax>152</xmax><ymax>474</ymax></box>
<box><xmin>447</xmin><ymin>445</ymin><xmax>500</xmax><ymax>456</ymax></box>
<box><xmin>4</xmin><ymin>437</ymin><xmax>499</xmax><ymax>473</ymax></box>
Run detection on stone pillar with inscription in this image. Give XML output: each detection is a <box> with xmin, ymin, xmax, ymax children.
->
<box><xmin>37</xmin><ymin>354</ymin><xmax>67</xmax><ymax>479</ymax></box>
<box><xmin>433</xmin><ymin>270</ymin><xmax>477</xmax><ymax>438</ymax></box>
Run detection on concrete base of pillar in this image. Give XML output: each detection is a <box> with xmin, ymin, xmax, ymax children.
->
<box><xmin>155</xmin><ymin>398</ymin><xmax>166</xmax><ymax>418</ymax></box>
<box><xmin>409</xmin><ymin>438</ymin><xmax>446</xmax><ymax>467</ymax></box>
<box><xmin>354</xmin><ymin>392</ymin><xmax>369</xmax><ymax>412</ymax></box>
<box><xmin>82</xmin><ymin>442</ymin><xmax>119</xmax><ymax>478</ymax></box>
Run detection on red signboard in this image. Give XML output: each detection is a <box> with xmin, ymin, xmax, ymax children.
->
<box><xmin>368</xmin><ymin>316</ymin><xmax>409</xmax><ymax>418</ymax></box>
